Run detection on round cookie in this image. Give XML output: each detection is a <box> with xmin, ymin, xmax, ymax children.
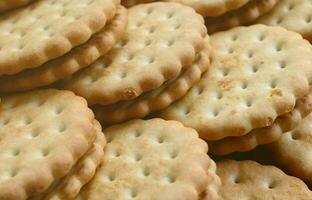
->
<box><xmin>0</xmin><ymin>0</ymin><xmax>119</xmax><ymax>75</ymax></box>
<box><xmin>122</xmin><ymin>0</ymin><xmax>251</xmax><ymax>17</ymax></box>
<box><xmin>217</xmin><ymin>160</ymin><xmax>312</xmax><ymax>200</ymax></box>
<box><xmin>210</xmin><ymin>89</ymin><xmax>312</xmax><ymax>155</ymax></box>
<box><xmin>93</xmin><ymin>37</ymin><xmax>210</xmax><ymax>124</ymax></box>
<box><xmin>205</xmin><ymin>0</ymin><xmax>279</xmax><ymax>33</ymax></box>
<box><xmin>0</xmin><ymin>6</ymin><xmax>128</xmax><ymax>93</ymax></box>
<box><xmin>0</xmin><ymin>0</ymin><xmax>37</xmax><ymax>13</ymax></box>
<box><xmin>158</xmin><ymin>25</ymin><xmax>312</xmax><ymax>140</ymax></box>
<box><xmin>257</xmin><ymin>0</ymin><xmax>312</xmax><ymax>42</ymax></box>
<box><xmin>60</xmin><ymin>2</ymin><xmax>207</xmax><ymax>106</ymax></box>
<box><xmin>0</xmin><ymin>89</ymin><xmax>96</xmax><ymax>200</ymax></box>
<box><xmin>268</xmin><ymin>112</ymin><xmax>312</xmax><ymax>184</ymax></box>
<box><xmin>29</xmin><ymin>121</ymin><xmax>106</xmax><ymax>200</ymax></box>
<box><xmin>76</xmin><ymin>118</ymin><xmax>211</xmax><ymax>200</ymax></box>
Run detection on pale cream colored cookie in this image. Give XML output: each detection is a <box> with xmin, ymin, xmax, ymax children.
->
<box><xmin>217</xmin><ymin>160</ymin><xmax>312</xmax><ymax>200</ymax></box>
<box><xmin>122</xmin><ymin>0</ymin><xmax>251</xmax><ymax>17</ymax></box>
<box><xmin>0</xmin><ymin>89</ymin><xmax>96</xmax><ymax>200</ymax></box>
<box><xmin>60</xmin><ymin>2</ymin><xmax>207</xmax><ymax>106</ymax></box>
<box><xmin>205</xmin><ymin>0</ymin><xmax>279</xmax><ymax>33</ymax></box>
<box><xmin>0</xmin><ymin>0</ymin><xmax>119</xmax><ymax>75</ymax></box>
<box><xmin>0</xmin><ymin>0</ymin><xmax>37</xmax><ymax>13</ymax></box>
<box><xmin>76</xmin><ymin>118</ymin><xmax>211</xmax><ymax>200</ymax></box>
<box><xmin>258</xmin><ymin>0</ymin><xmax>312</xmax><ymax>42</ymax></box>
<box><xmin>209</xmin><ymin>89</ymin><xmax>312</xmax><ymax>155</ymax></box>
<box><xmin>268</xmin><ymin>112</ymin><xmax>312</xmax><ymax>184</ymax></box>
<box><xmin>158</xmin><ymin>25</ymin><xmax>312</xmax><ymax>140</ymax></box>
<box><xmin>0</xmin><ymin>6</ymin><xmax>127</xmax><ymax>93</ymax></box>
<box><xmin>93</xmin><ymin>37</ymin><xmax>210</xmax><ymax>124</ymax></box>
<box><xmin>29</xmin><ymin>121</ymin><xmax>105</xmax><ymax>200</ymax></box>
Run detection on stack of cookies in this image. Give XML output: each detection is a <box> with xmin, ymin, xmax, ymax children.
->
<box><xmin>157</xmin><ymin>24</ymin><xmax>312</xmax><ymax>156</ymax></box>
<box><xmin>0</xmin><ymin>0</ymin><xmax>127</xmax><ymax>93</ymax></box>
<box><xmin>58</xmin><ymin>2</ymin><xmax>210</xmax><ymax>125</ymax></box>
<box><xmin>1</xmin><ymin>0</ymin><xmax>312</xmax><ymax>199</ymax></box>
<box><xmin>0</xmin><ymin>89</ymin><xmax>106</xmax><ymax>199</ymax></box>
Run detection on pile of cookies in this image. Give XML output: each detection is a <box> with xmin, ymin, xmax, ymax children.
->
<box><xmin>1</xmin><ymin>0</ymin><xmax>312</xmax><ymax>199</ymax></box>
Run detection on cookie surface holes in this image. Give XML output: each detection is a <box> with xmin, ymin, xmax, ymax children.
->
<box><xmin>305</xmin><ymin>15</ymin><xmax>312</xmax><ymax>23</ymax></box>
<box><xmin>12</xmin><ymin>148</ymin><xmax>20</xmax><ymax>156</ymax></box>
<box><xmin>58</xmin><ymin>123</ymin><xmax>67</xmax><ymax>133</ymax></box>
<box><xmin>166</xmin><ymin>174</ymin><xmax>176</xmax><ymax>183</ymax></box>
<box><xmin>130</xmin><ymin>189</ymin><xmax>138</xmax><ymax>198</ymax></box>
<box><xmin>279</xmin><ymin>61</ymin><xmax>286</xmax><ymax>69</ymax></box>
<box><xmin>133</xmin><ymin>130</ymin><xmax>141</xmax><ymax>138</ymax></box>
<box><xmin>275</xmin><ymin>43</ymin><xmax>283</xmax><ymax>52</ymax></box>
<box><xmin>147</xmin><ymin>7</ymin><xmax>153</xmax><ymax>15</ymax></box>
<box><xmin>194</xmin><ymin>86</ymin><xmax>204</xmax><ymax>95</ymax></box>
<box><xmin>174</xmin><ymin>23</ymin><xmax>181</xmax><ymax>30</ymax></box>
<box><xmin>291</xmin><ymin>132</ymin><xmax>300</xmax><ymax>140</ymax></box>
<box><xmin>108</xmin><ymin>173</ymin><xmax>116</xmax><ymax>181</ymax></box>
<box><xmin>23</xmin><ymin>117</ymin><xmax>32</xmax><ymax>125</ymax></box>
<box><xmin>41</xmin><ymin>147</ymin><xmax>50</xmax><ymax>157</ymax></box>
<box><xmin>120</xmin><ymin>71</ymin><xmax>127</xmax><ymax>79</ymax></box>
<box><xmin>170</xmin><ymin>150</ymin><xmax>179</xmax><ymax>159</ymax></box>
<box><xmin>113</xmin><ymin>150</ymin><xmax>121</xmax><ymax>157</ymax></box>
<box><xmin>267</xmin><ymin>180</ymin><xmax>277</xmax><ymax>189</ymax></box>
<box><xmin>157</xmin><ymin>136</ymin><xmax>165</xmax><ymax>144</ymax></box>
<box><xmin>143</xmin><ymin>39</ymin><xmax>151</xmax><ymax>47</ymax></box>
<box><xmin>222</xmin><ymin>68</ymin><xmax>230</xmax><ymax>77</ymax></box>
<box><xmin>217</xmin><ymin>91</ymin><xmax>223</xmax><ymax>100</ymax></box>
<box><xmin>125</xmin><ymin>53</ymin><xmax>135</xmax><ymax>61</ymax></box>
<box><xmin>167</xmin><ymin>12</ymin><xmax>174</xmax><ymax>19</ymax></box>
<box><xmin>0</xmin><ymin>118</ymin><xmax>10</xmax><ymax>126</ymax></box>
<box><xmin>134</xmin><ymin>154</ymin><xmax>143</xmax><ymax>162</ymax></box>
<box><xmin>270</xmin><ymin>80</ymin><xmax>277</xmax><ymax>88</ymax></box>
<box><xmin>182</xmin><ymin>107</ymin><xmax>191</xmax><ymax>115</ymax></box>
<box><xmin>251</xmin><ymin>64</ymin><xmax>259</xmax><ymax>73</ymax></box>
<box><xmin>246</xmin><ymin>99</ymin><xmax>253</xmax><ymax>107</ymax></box>
<box><xmin>166</xmin><ymin>39</ymin><xmax>175</xmax><ymax>47</ymax></box>
<box><xmin>55</xmin><ymin>106</ymin><xmax>64</xmax><ymax>115</ymax></box>
<box><xmin>147</xmin><ymin>56</ymin><xmax>155</xmax><ymax>64</ymax></box>
<box><xmin>233</xmin><ymin>176</ymin><xmax>241</xmax><ymax>184</ymax></box>
<box><xmin>258</xmin><ymin>33</ymin><xmax>266</xmax><ymax>41</ymax></box>
<box><xmin>241</xmin><ymin>81</ymin><xmax>248</xmax><ymax>89</ymax></box>
<box><xmin>31</xmin><ymin>129</ymin><xmax>40</xmax><ymax>138</ymax></box>
<box><xmin>10</xmin><ymin>168</ymin><xmax>19</xmax><ymax>178</ymax></box>
<box><xmin>142</xmin><ymin>167</ymin><xmax>150</xmax><ymax>177</ymax></box>
<box><xmin>148</xmin><ymin>26</ymin><xmax>155</xmax><ymax>34</ymax></box>
<box><xmin>231</xmin><ymin>34</ymin><xmax>238</xmax><ymax>41</ymax></box>
<box><xmin>247</xmin><ymin>51</ymin><xmax>253</xmax><ymax>58</ymax></box>
<box><xmin>287</xmin><ymin>3</ymin><xmax>295</xmax><ymax>11</ymax></box>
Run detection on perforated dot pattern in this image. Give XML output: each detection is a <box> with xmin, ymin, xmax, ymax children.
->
<box><xmin>258</xmin><ymin>0</ymin><xmax>312</xmax><ymax>41</ymax></box>
<box><xmin>62</xmin><ymin>2</ymin><xmax>207</xmax><ymax>106</ymax></box>
<box><xmin>217</xmin><ymin>160</ymin><xmax>312</xmax><ymax>199</ymax></box>
<box><xmin>0</xmin><ymin>0</ymin><xmax>118</xmax><ymax>75</ymax></box>
<box><xmin>0</xmin><ymin>89</ymin><xmax>95</xmax><ymax>200</ymax></box>
<box><xmin>76</xmin><ymin>119</ymin><xmax>210</xmax><ymax>200</ymax></box>
<box><xmin>159</xmin><ymin>25</ymin><xmax>312</xmax><ymax>140</ymax></box>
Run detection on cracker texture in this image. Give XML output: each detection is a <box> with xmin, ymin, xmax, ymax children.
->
<box><xmin>0</xmin><ymin>89</ymin><xmax>95</xmax><ymax>200</ymax></box>
<box><xmin>77</xmin><ymin>118</ymin><xmax>210</xmax><ymax>200</ymax></box>
<box><xmin>268</xmin><ymin>112</ymin><xmax>312</xmax><ymax>184</ymax></box>
<box><xmin>61</xmin><ymin>2</ymin><xmax>207</xmax><ymax>106</ymax></box>
<box><xmin>217</xmin><ymin>160</ymin><xmax>312</xmax><ymax>200</ymax></box>
<box><xmin>0</xmin><ymin>0</ymin><xmax>119</xmax><ymax>75</ymax></box>
<box><xmin>159</xmin><ymin>25</ymin><xmax>312</xmax><ymax>140</ymax></box>
<box><xmin>258</xmin><ymin>0</ymin><xmax>312</xmax><ymax>41</ymax></box>
<box><xmin>42</xmin><ymin>121</ymin><xmax>106</xmax><ymax>200</ymax></box>
<box><xmin>0</xmin><ymin>6</ymin><xmax>127</xmax><ymax>93</ymax></box>
<box><xmin>94</xmin><ymin>37</ymin><xmax>210</xmax><ymax>124</ymax></box>
<box><xmin>210</xmin><ymin>89</ymin><xmax>312</xmax><ymax>155</ymax></box>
